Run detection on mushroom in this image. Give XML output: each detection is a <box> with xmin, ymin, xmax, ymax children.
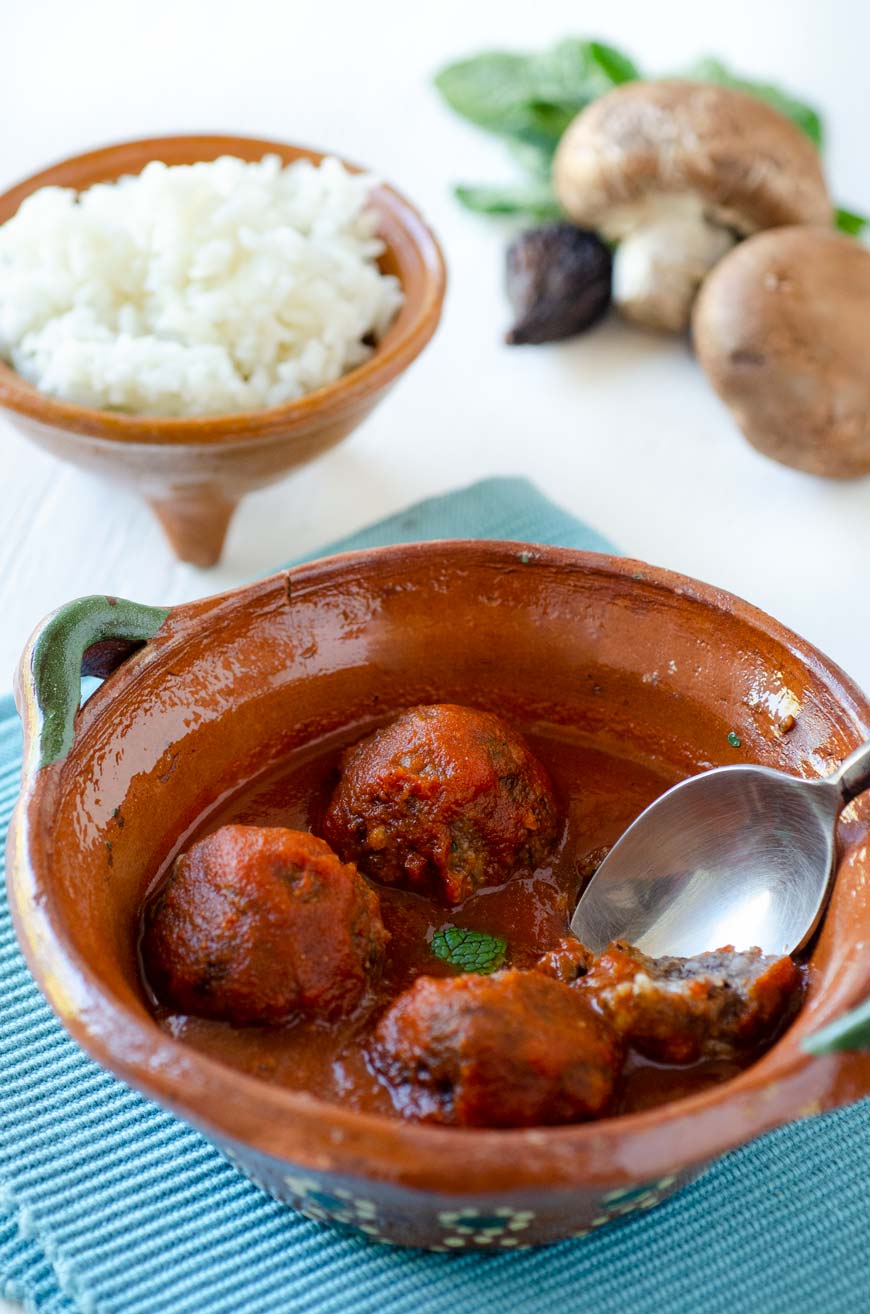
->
<box><xmin>504</xmin><ymin>223</ymin><xmax>612</xmax><ymax>344</ymax></box>
<box><xmin>553</xmin><ymin>80</ymin><xmax>831</xmax><ymax>332</ymax></box>
<box><xmin>692</xmin><ymin>226</ymin><xmax>870</xmax><ymax>478</ymax></box>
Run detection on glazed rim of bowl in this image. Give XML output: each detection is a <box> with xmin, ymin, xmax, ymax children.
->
<box><xmin>0</xmin><ymin>135</ymin><xmax>446</xmax><ymax>445</ymax></box>
<box><xmin>9</xmin><ymin>542</ymin><xmax>870</xmax><ymax>1197</ymax></box>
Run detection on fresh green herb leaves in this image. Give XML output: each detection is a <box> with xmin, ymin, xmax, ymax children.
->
<box><xmin>584</xmin><ymin>40</ymin><xmax>641</xmax><ymax>87</ymax></box>
<box><xmin>431</xmin><ymin>925</ymin><xmax>507</xmax><ymax>974</ymax></box>
<box><xmin>836</xmin><ymin>206</ymin><xmax>870</xmax><ymax>239</ymax></box>
<box><xmin>454</xmin><ymin>180</ymin><xmax>561</xmax><ymax>220</ymax></box>
<box><xmin>434</xmin><ymin>40</ymin><xmax>864</xmax><ymax>225</ymax></box>
<box><xmin>434</xmin><ymin>39</ymin><xmax>634</xmax><ymax>219</ymax></box>
<box><xmin>727</xmin><ymin>731</ymin><xmax>742</xmax><ymax>749</ymax></box>
<box><xmin>435</xmin><ymin>41</ymin><xmax>823</xmax><ymax>155</ymax></box>
<box><xmin>434</xmin><ymin>39</ymin><xmax>639</xmax><ymax>151</ymax></box>
<box><xmin>434</xmin><ymin>51</ymin><xmax>559</xmax><ymax>147</ymax></box>
<box><xmin>683</xmin><ymin>57</ymin><xmax>824</xmax><ymax>147</ymax></box>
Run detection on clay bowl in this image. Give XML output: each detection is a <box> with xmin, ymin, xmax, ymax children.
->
<box><xmin>0</xmin><ymin>136</ymin><xmax>446</xmax><ymax>566</ymax></box>
<box><xmin>8</xmin><ymin>542</ymin><xmax>870</xmax><ymax>1250</ymax></box>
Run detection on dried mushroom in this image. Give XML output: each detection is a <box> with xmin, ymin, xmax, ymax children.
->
<box><xmin>505</xmin><ymin>223</ymin><xmax>612</xmax><ymax>344</ymax></box>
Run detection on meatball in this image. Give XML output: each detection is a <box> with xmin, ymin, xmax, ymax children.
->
<box><xmin>321</xmin><ymin>704</ymin><xmax>560</xmax><ymax>905</ymax></box>
<box><xmin>534</xmin><ymin>936</ymin><xmax>593</xmax><ymax>985</ymax></box>
<box><xmin>584</xmin><ymin>941</ymin><xmax>802</xmax><ymax>1064</ymax></box>
<box><xmin>142</xmin><ymin>825</ymin><xmax>388</xmax><ymax>1024</ymax></box>
<box><xmin>372</xmin><ymin>969</ymin><xmax>622</xmax><ymax>1127</ymax></box>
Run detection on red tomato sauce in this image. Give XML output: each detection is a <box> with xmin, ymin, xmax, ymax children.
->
<box><xmin>146</xmin><ymin>723</ymin><xmax>781</xmax><ymax>1118</ymax></box>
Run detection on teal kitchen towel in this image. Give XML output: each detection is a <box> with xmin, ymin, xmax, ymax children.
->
<box><xmin>1</xmin><ymin>477</ymin><xmax>869</xmax><ymax>1314</ymax></box>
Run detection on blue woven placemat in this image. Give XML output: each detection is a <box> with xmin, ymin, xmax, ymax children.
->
<box><xmin>1</xmin><ymin>477</ymin><xmax>869</xmax><ymax>1314</ymax></box>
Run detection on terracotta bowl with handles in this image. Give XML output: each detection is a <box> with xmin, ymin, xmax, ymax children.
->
<box><xmin>0</xmin><ymin>136</ymin><xmax>446</xmax><ymax>566</ymax></box>
<box><xmin>7</xmin><ymin>541</ymin><xmax>870</xmax><ymax>1250</ymax></box>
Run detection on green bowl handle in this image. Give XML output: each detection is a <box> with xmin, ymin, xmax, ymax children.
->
<box><xmin>19</xmin><ymin>596</ymin><xmax>170</xmax><ymax>771</ymax></box>
<box><xmin>805</xmin><ymin>998</ymin><xmax>870</xmax><ymax>1054</ymax></box>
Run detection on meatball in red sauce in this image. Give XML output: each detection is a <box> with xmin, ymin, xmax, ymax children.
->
<box><xmin>371</xmin><ymin>969</ymin><xmax>622</xmax><ymax>1127</ymax></box>
<box><xmin>583</xmin><ymin>941</ymin><xmax>802</xmax><ymax>1064</ymax></box>
<box><xmin>142</xmin><ymin>825</ymin><xmax>388</xmax><ymax>1025</ymax></box>
<box><xmin>321</xmin><ymin>704</ymin><xmax>560</xmax><ymax>906</ymax></box>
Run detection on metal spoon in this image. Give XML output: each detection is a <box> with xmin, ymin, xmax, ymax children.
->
<box><xmin>570</xmin><ymin>742</ymin><xmax>870</xmax><ymax>959</ymax></box>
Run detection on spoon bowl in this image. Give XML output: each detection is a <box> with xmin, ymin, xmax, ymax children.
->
<box><xmin>571</xmin><ymin>744</ymin><xmax>870</xmax><ymax>958</ymax></box>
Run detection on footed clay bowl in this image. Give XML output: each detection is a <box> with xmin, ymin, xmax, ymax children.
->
<box><xmin>8</xmin><ymin>542</ymin><xmax>870</xmax><ymax>1250</ymax></box>
<box><xmin>0</xmin><ymin>136</ymin><xmax>445</xmax><ymax>566</ymax></box>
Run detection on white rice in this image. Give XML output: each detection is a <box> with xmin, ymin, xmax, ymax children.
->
<box><xmin>0</xmin><ymin>154</ymin><xmax>403</xmax><ymax>417</ymax></box>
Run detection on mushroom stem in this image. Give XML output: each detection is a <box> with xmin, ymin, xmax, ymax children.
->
<box><xmin>612</xmin><ymin>216</ymin><xmax>736</xmax><ymax>333</ymax></box>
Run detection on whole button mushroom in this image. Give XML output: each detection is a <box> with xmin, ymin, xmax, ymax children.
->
<box><xmin>693</xmin><ymin>226</ymin><xmax>870</xmax><ymax>478</ymax></box>
<box><xmin>554</xmin><ymin>80</ymin><xmax>831</xmax><ymax>333</ymax></box>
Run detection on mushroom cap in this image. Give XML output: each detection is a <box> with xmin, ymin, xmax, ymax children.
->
<box><xmin>693</xmin><ymin>226</ymin><xmax>870</xmax><ymax>478</ymax></box>
<box><xmin>554</xmin><ymin>80</ymin><xmax>831</xmax><ymax>238</ymax></box>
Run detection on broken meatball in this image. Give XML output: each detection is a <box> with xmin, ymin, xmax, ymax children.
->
<box><xmin>372</xmin><ymin>969</ymin><xmax>622</xmax><ymax>1127</ymax></box>
<box><xmin>142</xmin><ymin>825</ymin><xmax>388</xmax><ymax>1024</ymax></box>
<box><xmin>584</xmin><ymin>941</ymin><xmax>802</xmax><ymax>1064</ymax></box>
<box><xmin>534</xmin><ymin>936</ymin><xmax>593</xmax><ymax>985</ymax></box>
<box><xmin>321</xmin><ymin>704</ymin><xmax>560</xmax><ymax>906</ymax></box>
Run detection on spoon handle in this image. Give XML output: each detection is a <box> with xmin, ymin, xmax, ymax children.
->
<box><xmin>831</xmin><ymin>740</ymin><xmax>870</xmax><ymax>803</ymax></box>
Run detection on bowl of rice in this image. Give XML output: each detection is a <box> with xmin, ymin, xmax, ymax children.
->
<box><xmin>0</xmin><ymin>136</ymin><xmax>446</xmax><ymax>565</ymax></box>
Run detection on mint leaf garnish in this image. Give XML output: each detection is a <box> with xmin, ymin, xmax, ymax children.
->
<box><xmin>431</xmin><ymin>926</ymin><xmax>507</xmax><ymax>974</ymax></box>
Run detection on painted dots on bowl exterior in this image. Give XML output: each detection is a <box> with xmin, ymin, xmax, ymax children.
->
<box><xmin>223</xmin><ymin>1143</ymin><xmax>690</xmax><ymax>1249</ymax></box>
<box><xmin>0</xmin><ymin>136</ymin><xmax>446</xmax><ymax>566</ymax></box>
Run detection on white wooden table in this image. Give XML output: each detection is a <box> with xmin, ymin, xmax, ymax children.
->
<box><xmin>1</xmin><ymin>2</ymin><xmax>868</xmax><ymax>1309</ymax></box>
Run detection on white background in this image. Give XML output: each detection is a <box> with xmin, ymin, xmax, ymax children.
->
<box><xmin>0</xmin><ymin>3</ymin><xmax>867</xmax><ymax>1302</ymax></box>
<box><xmin>2</xmin><ymin>1</ymin><xmax>869</xmax><ymax>692</ymax></box>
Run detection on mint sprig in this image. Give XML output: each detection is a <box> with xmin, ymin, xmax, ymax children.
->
<box><xmin>434</xmin><ymin>39</ymin><xmax>638</xmax><ymax>151</ymax></box>
<box><xmin>431</xmin><ymin>926</ymin><xmax>507</xmax><ymax>974</ymax></box>
<box><xmin>455</xmin><ymin>181</ymin><xmax>562</xmax><ymax>220</ymax></box>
